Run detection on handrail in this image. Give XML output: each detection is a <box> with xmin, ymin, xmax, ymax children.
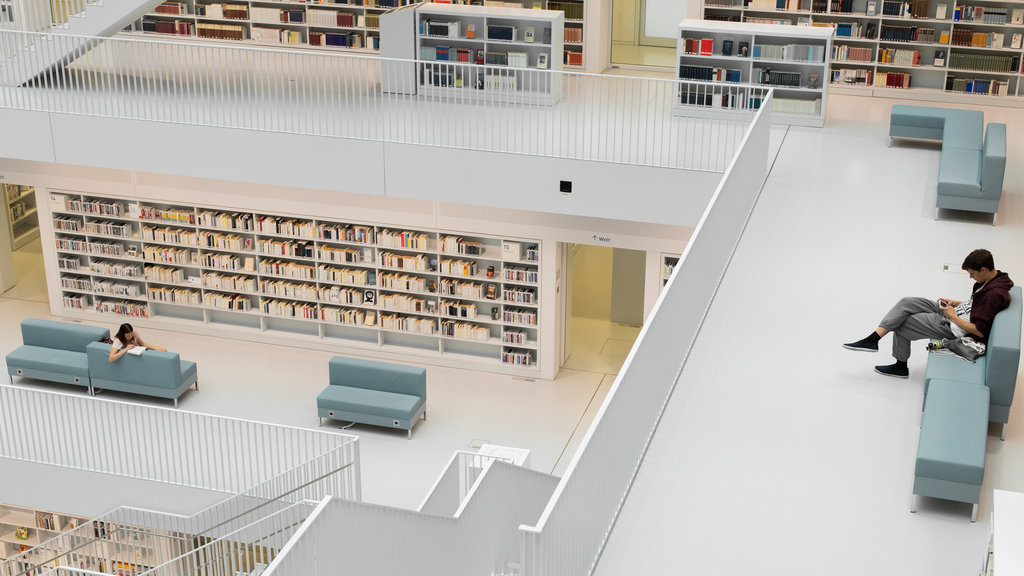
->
<box><xmin>0</xmin><ymin>28</ymin><xmax>765</xmax><ymax>172</ymax></box>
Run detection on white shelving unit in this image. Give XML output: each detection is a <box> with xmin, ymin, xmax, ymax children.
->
<box><xmin>5</xmin><ymin>184</ymin><xmax>39</xmax><ymax>250</ymax></box>
<box><xmin>660</xmin><ymin>253</ymin><xmax>679</xmax><ymax>289</ymax></box>
<box><xmin>123</xmin><ymin>0</ymin><xmax>425</xmax><ymax>53</ymax></box>
<box><xmin>47</xmin><ymin>192</ymin><xmax>543</xmax><ymax>371</ymax></box>
<box><xmin>703</xmin><ymin>0</ymin><xmax>1024</xmax><ymax>104</ymax></box>
<box><xmin>0</xmin><ymin>503</ymin><xmax>87</xmax><ymax>561</ymax></box>
<box><xmin>382</xmin><ymin>2</ymin><xmax>563</xmax><ymax>104</ymax></box>
<box><xmin>675</xmin><ymin>18</ymin><xmax>834</xmax><ymax>126</ymax></box>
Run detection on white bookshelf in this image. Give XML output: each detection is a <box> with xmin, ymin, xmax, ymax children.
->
<box><xmin>0</xmin><ymin>503</ymin><xmax>87</xmax><ymax>562</ymax></box>
<box><xmin>660</xmin><ymin>253</ymin><xmax>679</xmax><ymax>289</ymax></box>
<box><xmin>394</xmin><ymin>3</ymin><xmax>564</xmax><ymax>104</ymax></box>
<box><xmin>675</xmin><ymin>18</ymin><xmax>833</xmax><ymax>126</ymax></box>
<box><xmin>5</xmin><ymin>184</ymin><xmax>39</xmax><ymax>250</ymax></box>
<box><xmin>123</xmin><ymin>0</ymin><xmax>425</xmax><ymax>53</ymax></box>
<box><xmin>704</xmin><ymin>0</ymin><xmax>1024</xmax><ymax>104</ymax></box>
<box><xmin>47</xmin><ymin>192</ymin><xmax>543</xmax><ymax>371</ymax></box>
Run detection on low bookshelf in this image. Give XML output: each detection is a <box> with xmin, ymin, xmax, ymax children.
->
<box><xmin>383</xmin><ymin>2</ymin><xmax>564</xmax><ymax>105</ymax></box>
<box><xmin>5</xmin><ymin>184</ymin><xmax>39</xmax><ymax>250</ymax></box>
<box><xmin>704</xmin><ymin>0</ymin><xmax>1024</xmax><ymax>105</ymax></box>
<box><xmin>675</xmin><ymin>18</ymin><xmax>834</xmax><ymax>126</ymax></box>
<box><xmin>46</xmin><ymin>192</ymin><xmax>543</xmax><ymax>373</ymax></box>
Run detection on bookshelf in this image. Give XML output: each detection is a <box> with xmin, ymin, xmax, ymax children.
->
<box><xmin>47</xmin><ymin>192</ymin><xmax>543</xmax><ymax>371</ymax></box>
<box><xmin>675</xmin><ymin>19</ymin><xmax>834</xmax><ymax>126</ymax></box>
<box><xmin>5</xmin><ymin>184</ymin><xmax>39</xmax><ymax>250</ymax></box>
<box><xmin>661</xmin><ymin>253</ymin><xmax>679</xmax><ymax>288</ymax></box>
<box><xmin>402</xmin><ymin>3</ymin><xmax>564</xmax><ymax>104</ymax></box>
<box><xmin>703</xmin><ymin>0</ymin><xmax>1024</xmax><ymax>103</ymax></box>
<box><xmin>0</xmin><ymin>503</ymin><xmax>87</xmax><ymax>561</ymax></box>
<box><xmin>123</xmin><ymin>0</ymin><xmax>425</xmax><ymax>53</ymax></box>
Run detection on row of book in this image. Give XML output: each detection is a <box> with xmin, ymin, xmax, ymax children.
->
<box><xmin>316</xmin><ymin>223</ymin><xmax>374</xmax><ymax>243</ymax></box>
<box><xmin>833</xmin><ymin>44</ymin><xmax>873</xmax><ymax>62</ymax></box>
<box><xmin>752</xmin><ymin>43</ymin><xmax>824</xmax><ymax>63</ymax></box>
<box><xmin>878</xmin><ymin>48</ymin><xmax>921</xmax><ymax>66</ymax></box>
<box><xmin>147</xmin><ymin>286</ymin><xmax>201</xmax><ymax>305</ymax></box>
<box><xmin>320</xmin><ymin>286</ymin><xmax>368</xmax><ymax>305</ymax></box>
<box><xmin>503</xmin><ymin>308</ymin><xmax>537</xmax><ymax>326</ymax></box>
<box><xmin>95</xmin><ymin>280</ymin><xmax>142</xmax><ymax>297</ymax></box>
<box><xmin>680</xmin><ymin>37</ymin><xmax>714</xmax><ymax>56</ymax></box>
<box><xmin>308</xmin><ymin>9</ymin><xmax>364</xmax><ymax>27</ymax></box>
<box><xmin>755</xmin><ymin>68</ymin><xmax>803</xmax><ymax>87</ymax></box>
<box><xmin>204</xmin><ymin>292</ymin><xmax>252</xmax><ymax>310</ymax></box>
<box><xmin>65</xmin><ymin>199</ymin><xmax>124</xmax><ymax>217</ymax></box>
<box><xmin>144</xmin><ymin>245</ymin><xmax>194</xmax><ymax>265</ymax></box>
<box><xmin>380</xmin><ymin>272</ymin><xmax>429</xmax><ymax>292</ymax></box>
<box><xmin>143</xmin><ymin>226</ymin><xmax>197</xmax><ymax>245</ymax></box>
<box><xmin>948</xmin><ymin>53</ymin><xmax>1019</xmax><ymax>73</ymax></box>
<box><xmin>195</xmin><ymin>3</ymin><xmax>248</xmax><ymax>19</ymax></box>
<box><xmin>547</xmin><ymin>1</ymin><xmax>583</xmax><ymax>20</ymax></box>
<box><xmin>139</xmin><ymin>205</ymin><xmax>195</xmax><ymax>225</ymax></box>
<box><xmin>748</xmin><ymin>0</ymin><xmax>807</xmax><ymax>10</ymax></box>
<box><xmin>85</xmin><ymin>221</ymin><xmax>133</xmax><ymax>238</ymax></box>
<box><xmin>204</xmin><ymin>273</ymin><xmax>257</xmax><ymax>292</ymax></box>
<box><xmin>772</xmin><ymin>96</ymin><xmax>821</xmax><ymax>115</ymax></box>
<box><xmin>379</xmin><ymin>251</ymin><xmax>430</xmax><ymax>271</ymax></box>
<box><xmin>881</xmin><ymin>0</ymin><xmax>925</xmax><ymax>18</ymax></box>
<box><xmin>252</xmin><ymin>27</ymin><xmax>304</xmax><ymax>45</ymax></box>
<box><xmin>439</xmin><ymin>235</ymin><xmax>483</xmax><ymax>256</ymax></box>
<box><xmin>197</xmin><ymin>22</ymin><xmax>246</xmax><ymax>40</ymax></box>
<box><xmin>502</xmin><ymin>329</ymin><xmax>527</xmax><ymax>345</ymax></box>
<box><xmin>829</xmin><ymin>67</ymin><xmax>872</xmax><ymax>86</ymax></box>
<box><xmin>257</xmin><ymin>238</ymin><xmax>315</xmax><ymax>258</ymax></box>
<box><xmin>260</xmin><ymin>280</ymin><xmax>318</xmax><ymax>299</ymax></box>
<box><xmin>202</xmin><ymin>231</ymin><xmax>254</xmax><ymax>251</ymax></box>
<box><xmin>260</xmin><ymin>259</ymin><xmax>316</xmax><ymax>280</ymax></box>
<box><xmin>198</xmin><ymin>211</ymin><xmax>253</xmax><ymax>231</ymax></box>
<box><xmin>826</xmin><ymin>0</ymin><xmax>851</xmax><ymax>13</ymax></box>
<box><xmin>954</xmin><ymin>6</ymin><xmax>1015</xmax><ymax>24</ymax></box>
<box><xmin>155</xmin><ymin>1</ymin><xmax>186</xmax><ymax>15</ymax></box>
<box><xmin>261</xmin><ymin>299</ymin><xmax>320</xmax><ymax>319</ymax></box>
<box><xmin>564</xmin><ymin>27</ymin><xmax>581</xmax><ymax>44</ymax></box>
<box><xmin>439</xmin><ymin>258</ymin><xmax>478</xmax><ymax>278</ymax></box>
<box><xmin>879</xmin><ymin>25</ymin><xmax>933</xmax><ymax>44</ymax></box>
<box><xmin>310</xmin><ymin>31</ymin><xmax>376</xmax><ymax>48</ymax></box>
<box><xmin>318</xmin><ymin>245</ymin><xmax>368</xmax><ymax>264</ymax></box>
<box><xmin>146</xmin><ymin>265</ymin><xmax>185</xmax><ymax>284</ymax></box>
<box><xmin>380</xmin><ymin>313</ymin><xmax>436</xmax><ymax>334</ymax></box>
<box><xmin>96</xmin><ymin>299</ymin><xmax>148</xmax><ymax>318</ymax></box>
<box><xmin>440</xmin><ymin>320</ymin><xmax>492</xmax><ymax>342</ymax></box>
<box><xmin>945</xmin><ymin>76</ymin><xmax>1010</xmax><ymax>95</ymax></box>
<box><xmin>502</xmin><ymin>348</ymin><xmax>534</xmax><ymax>366</ymax></box>
<box><xmin>504</xmin><ymin>266</ymin><xmax>538</xmax><ymax>283</ymax></box>
<box><xmin>61</xmin><ymin>277</ymin><xmax>92</xmax><ymax>291</ymax></box>
<box><xmin>381</xmin><ymin>293</ymin><xmax>436</xmax><ymax>314</ymax></box>
<box><xmin>502</xmin><ymin>287</ymin><xmax>536</xmax><ymax>305</ymax></box>
<box><xmin>55</xmin><ymin>218</ymin><xmax>82</xmax><ymax>232</ymax></box>
<box><xmin>55</xmin><ymin>238</ymin><xmax>87</xmax><ymax>252</ymax></box>
<box><xmin>314</xmin><ymin>269</ymin><xmax>366</xmax><ymax>290</ymax></box>
<box><xmin>63</xmin><ymin>294</ymin><xmax>89</xmax><ymax>310</ymax></box>
<box><xmin>679</xmin><ymin>64</ymin><xmax>743</xmax><ymax>82</ymax></box>
<box><xmin>379</xmin><ymin>228</ymin><xmax>429</xmax><ymax>249</ymax></box>
<box><xmin>564</xmin><ymin>50</ymin><xmax>583</xmax><ymax>66</ymax></box>
<box><xmin>87</xmin><ymin>241</ymin><xmax>124</xmax><ymax>257</ymax></box>
<box><xmin>874</xmin><ymin>71</ymin><xmax>911</xmax><ymax>88</ymax></box>
<box><xmin>58</xmin><ymin>257</ymin><xmax>82</xmax><ymax>271</ymax></box>
<box><xmin>251</xmin><ymin>6</ymin><xmax>304</xmax><ymax>24</ymax></box>
<box><xmin>91</xmin><ymin>261</ymin><xmax>143</xmax><ymax>278</ymax></box>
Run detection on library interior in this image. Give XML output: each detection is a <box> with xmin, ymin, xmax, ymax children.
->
<box><xmin>1</xmin><ymin>0</ymin><xmax>1023</xmax><ymax>573</ymax></box>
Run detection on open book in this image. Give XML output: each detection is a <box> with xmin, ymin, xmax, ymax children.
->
<box><xmin>126</xmin><ymin>346</ymin><xmax>147</xmax><ymax>356</ymax></box>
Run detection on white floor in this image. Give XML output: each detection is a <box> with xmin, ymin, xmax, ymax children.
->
<box><xmin>0</xmin><ymin>239</ymin><xmax>627</xmax><ymax>512</ymax></box>
<box><xmin>593</xmin><ymin>94</ymin><xmax>1024</xmax><ymax>575</ymax></box>
<box><xmin>2</xmin><ymin>91</ymin><xmax>1023</xmax><ymax>574</ymax></box>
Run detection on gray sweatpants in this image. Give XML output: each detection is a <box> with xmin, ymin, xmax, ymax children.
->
<box><xmin>879</xmin><ymin>297</ymin><xmax>956</xmax><ymax>362</ymax></box>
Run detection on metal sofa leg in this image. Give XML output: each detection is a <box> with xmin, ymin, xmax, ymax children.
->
<box><xmin>319</xmin><ymin>417</ymin><xmax>323</xmax><ymax>427</ymax></box>
<box><xmin>992</xmin><ymin>213</ymin><xmax>997</xmax><ymax>226</ymax></box>
<box><xmin>1001</xmin><ymin>422</ymin><xmax>1007</xmax><ymax>441</ymax></box>
<box><xmin>408</xmin><ymin>429</ymin><xmax>412</xmax><ymax>440</ymax></box>
<box><xmin>8</xmin><ymin>374</ymin><xmax>12</xmax><ymax>385</ymax></box>
<box><xmin>971</xmin><ymin>503</ymin><xmax>978</xmax><ymax>523</ymax></box>
<box><xmin>910</xmin><ymin>493</ymin><xmax>917</xmax><ymax>513</ymax></box>
<box><xmin>195</xmin><ymin>380</ymin><xmax>199</xmax><ymax>391</ymax></box>
<box><xmin>174</xmin><ymin>398</ymin><xmax>179</xmax><ymax>409</ymax></box>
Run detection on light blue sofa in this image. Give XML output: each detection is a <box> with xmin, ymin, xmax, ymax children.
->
<box><xmin>912</xmin><ymin>285</ymin><xmax>1021</xmax><ymax>520</ymax></box>
<box><xmin>317</xmin><ymin>356</ymin><xmax>426</xmax><ymax>438</ymax></box>
<box><xmin>889</xmin><ymin>105</ymin><xmax>1007</xmax><ymax>224</ymax></box>
<box><xmin>85</xmin><ymin>342</ymin><xmax>198</xmax><ymax>408</ymax></box>
<box><xmin>6</xmin><ymin>318</ymin><xmax>110</xmax><ymax>394</ymax></box>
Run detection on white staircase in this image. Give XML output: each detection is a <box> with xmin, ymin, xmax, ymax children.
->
<box><xmin>0</xmin><ymin>0</ymin><xmax>164</xmax><ymax>86</ymax></box>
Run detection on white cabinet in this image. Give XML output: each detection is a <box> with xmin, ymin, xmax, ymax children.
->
<box><xmin>675</xmin><ymin>18</ymin><xmax>834</xmax><ymax>127</ymax></box>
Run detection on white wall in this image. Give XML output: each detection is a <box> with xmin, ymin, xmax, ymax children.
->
<box><xmin>0</xmin><ymin>159</ymin><xmax>692</xmax><ymax>380</ymax></box>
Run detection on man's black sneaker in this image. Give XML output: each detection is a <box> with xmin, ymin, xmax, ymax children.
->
<box><xmin>842</xmin><ymin>338</ymin><xmax>879</xmax><ymax>352</ymax></box>
<box><xmin>874</xmin><ymin>363</ymin><xmax>909</xmax><ymax>379</ymax></box>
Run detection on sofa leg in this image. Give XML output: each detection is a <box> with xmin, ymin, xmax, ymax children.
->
<box><xmin>971</xmin><ymin>503</ymin><xmax>978</xmax><ymax>523</ymax></box>
<box><xmin>408</xmin><ymin>429</ymin><xmax>412</xmax><ymax>440</ymax></box>
<box><xmin>992</xmin><ymin>213</ymin><xmax>997</xmax><ymax>226</ymax></box>
<box><xmin>174</xmin><ymin>398</ymin><xmax>178</xmax><ymax>409</ymax></box>
<box><xmin>319</xmin><ymin>417</ymin><xmax>323</xmax><ymax>427</ymax></box>
<box><xmin>910</xmin><ymin>493</ymin><xmax>917</xmax><ymax>513</ymax></box>
<box><xmin>934</xmin><ymin>207</ymin><xmax>939</xmax><ymax>221</ymax></box>
<box><xmin>195</xmin><ymin>381</ymin><xmax>199</xmax><ymax>391</ymax></box>
<box><xmin>1001</xmin><ymin>423</ymin><xmax>1007</xmax><ymax>441</ymax></box>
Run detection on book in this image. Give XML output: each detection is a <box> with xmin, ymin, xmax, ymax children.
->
<box><xmin>935</xmin><ymin>3</ymin><xmax>946</xmax><ymax>18</ymax></box>
<box><xmin>525</xmin><ymin>26</ymin><xmax>535</xmax><ymax>43</ymax></box>
<box><xmin>722</xmin><ymin>40</ymin><xmax>733</xmax><ymax>56</ymax></box>
<box><xmin>738</xmin><ymin>42</ymin><xmax>749</xmax><ymax>57</ymax></box>
<box><xmin>537</xmin><ymin>52</ymin><xmax>548</xmax><ymax>69</ymax></box>
<box><xmin>466</xmin><ymin>23</ymin><xmax>475</xmax><ymax>39</ymax></box>
<box><xmin>1013</xmin><ymin>8</ymin><xmax>1024</xmax><ymax>24</ymax></box>
<box><xmin>866</xmin><ymin>0</ymin><xmax>877</xmax><ymax>15</ymax></box>
<box><xmin>126</xmin><ymin>346</ymin><xmax>147</xmax><ymax>356</ymax></box>
<box><xmin>1012</xmin><ymin>33</ymin><xmax>1022</xmax><ymax>49</ymax></box>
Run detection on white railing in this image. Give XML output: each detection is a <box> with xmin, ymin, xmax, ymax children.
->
<box><xmin>0</xmin><ymin>29</ymin><xmax>768</xmax><ymax>172</ymax></box>
<box><xmin>262</xmin><ymin>461</ymin><xmax>559</xmax><ymax>576</ymax></box>
<box><xmin>417</xmin><ymin>451</ymin><xmax>515</xmax><ymax>517</ymax></box>
<box><xmin>0</xmin><ymin>385</ymin><xmax>358</xmax><ymax>495</ymax></box>
<box><xmin>519</xmin><ymin>93</ymin><xmax>774</xmax><ymax>576</ymax></box>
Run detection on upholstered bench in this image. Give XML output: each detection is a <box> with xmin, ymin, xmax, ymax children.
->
<box><xmin>317</xmin><ymin>356</ymin><xmax>426</xmax><ymax>438</ymax></box>
<box><xmin>6</xmin><ymin>318</ymin><xmax>110</xmax><ymax>394</ymax></box>
<box><xmin>912</xmin><ymin>379</ymin><xmax>990</xmax><ymax>522</ymax></box>
<box><xmin>889</xmin><ymin>105</ymin><xmax>1006</xmax><ymax>224</ymax></box>
<box><xmin>85</xmin><ymin>342</ymin><xmax>198</xmax><ymax>407</ymax></box>
<box><xmin>924</xmin><ymin>285</ymin><xmax>1021</xmax><ymax>440</ymax></box>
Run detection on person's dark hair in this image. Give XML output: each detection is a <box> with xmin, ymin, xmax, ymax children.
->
<box><xmin>962</xmin><ymin>249</ymin><xmax>995</xmax><ymax>272</ymax></box>
<box><xmin>115</xmin><ymin>323</ymin><xmax>134</xmax><ymax>346</ymax></box>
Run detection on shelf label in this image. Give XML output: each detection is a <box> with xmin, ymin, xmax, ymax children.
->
<box><xmin>592</xmin><ymin>234</ymin><xmax>611</xmax><ymax>244</ymax></box>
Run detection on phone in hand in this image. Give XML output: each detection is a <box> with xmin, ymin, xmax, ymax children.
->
<box><xmin>938</xmin><ymin>300</ymin><xmax>948</xmax><ymax>308</ymax></box>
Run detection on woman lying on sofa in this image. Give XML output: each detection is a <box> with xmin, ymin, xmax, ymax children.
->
<box><xmin>108</xmin><ymin>323</ymin><xmax>167</xmax><ymax>362</ymax></box>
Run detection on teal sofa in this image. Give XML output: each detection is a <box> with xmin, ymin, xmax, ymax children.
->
<box><xmin>889</xmin><ymin>105</ymin><xmax>1006</xmax><ymax>224</ymax></box>
<box><xmin>911</xmin><ymin>285</ymin><xmax>1021</xmax><ymax>520</ymax></box>
<box><xmin>317</xmin><ymin>356</ymin><xmax>426</xmax><ymax>438</ymax></box>
<box><xmin>85</xmin><ymin>342</ymin><xmax>198</xmax><ymax>407</ymax></box>
<box><xmin>6</xmin><ymin>318</ymin><xmax>110</xmax><ymax>394</ymax></box>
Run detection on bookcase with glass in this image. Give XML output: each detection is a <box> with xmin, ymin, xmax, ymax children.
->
<box><xmin>675</xmin><ymin>19</ymin><xmax>833</xmax><ymax>126</ymax></box>
<box><xmin>414</xmin><ymin>3</ymin><xmax>564</xmax><ymax>104</ymax></box>
<box><xmin>703</xmin><ymin>0</ymin><xmax>1024</xmax><ymax>100</ymax></box>
<box><xmin>124</xmin><ymin>0</ymin><xmax>425</xmax><ymax>52</ymax></box>
<box><xmin>48</xmin><ymin>192</ymin><xmax>542</xmax><ymax>370</ymax></box>
<box><xmin>5</xmin><ymin>184</ymin><xmax>39</xmax><ymax>250</ymax></box>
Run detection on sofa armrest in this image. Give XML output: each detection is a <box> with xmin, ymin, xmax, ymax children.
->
<box><xmin>981</xmin><ymin>123</ymin><xmax>1007</xmax><ymax>200</ymax></box>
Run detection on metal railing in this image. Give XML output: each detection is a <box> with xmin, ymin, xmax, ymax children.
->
<box><xmin>519</xmin><ymin>93</ymin><xmax>774</xmax><ymax>576</ymax></box>
<box><xmin>0</xmin><ymin>385</ymin><xmax>358</xmax><ymax>495</ymax></box>
<box><xmin>0</xmin><ymin>29</ymin><xmax>766</xmax><ymax>171</ymax></box>
<box><xmin>417</xmin><ymin>451</ymin><xmax>515</xmax><ymax>516</ymax></box>
<box><xmin>0</xmin><ymin>385</ymin><xmax>359</xmax><ymax>576</ymax></box>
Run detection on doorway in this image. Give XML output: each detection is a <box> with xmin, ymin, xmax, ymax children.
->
<box><xmin>0</xmin><ymin>183</ymin><xmax>46</xmax><ymax>302</ymax></box>
<box><xmin>610</xmin><ymin>0</ymin><xmax>683</xmax><ymax>68</ymax></box>
<box><xmin>561</xmin><ymin>243</ymin><xmax>645</xmax><ymax>374</ymax></box>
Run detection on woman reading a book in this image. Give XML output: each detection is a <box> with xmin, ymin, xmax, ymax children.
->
<box><xmin>108</xmin><ymin>323</ymin><xmax>167</xmax><ymax>362</ymax></box>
